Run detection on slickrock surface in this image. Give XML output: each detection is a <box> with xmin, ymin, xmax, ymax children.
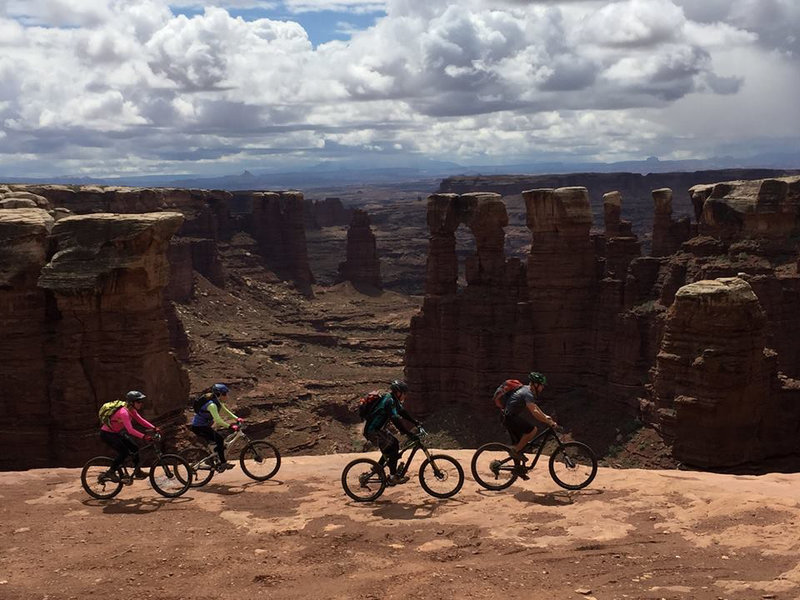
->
<box><xmin>1</xmin><ymin>452</ymin><xmax>799</xmax><ymax>600</ymax></box>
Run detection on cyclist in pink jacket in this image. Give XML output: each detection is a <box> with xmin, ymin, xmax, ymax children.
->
<box><xmin>100</xmin><ymin>391</ymin><xmax>159</xmax><ymax>483</ymax></box>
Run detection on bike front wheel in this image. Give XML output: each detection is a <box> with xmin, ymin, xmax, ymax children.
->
<box><xmin>149</xmin><ymin>454</ymin><xmax>193</xmax><ymax>498</ymax></box>
<box><xmin>341</xmin><ymin>458</ymin><xmax>386</xmax><ymax>502</ymax></box>
<box><xmin>548</xmin><ymin>442</ymin><xmax>597</xmax><ymax>490</ymax></box>
<box><xmin>240</xmin><ymin>441</ymin><xmax>281</xmax><ymax>481</ymax></box>
<box><xmin>470</xmin><ymin>443</ymin><xmax>519</xmax><ymax>491</ymax></box>
<box><xmin>81</xmin><ymin>456</ymin><xmax>123</xmax><ymax>500</ymax></box>
<box><xmin>419</xmin><ymin>454</ymin><xmax>464</xmax><ymax>499</ymax></box>
<box><xmin>183</xmin><ymin>448</ymin><xmax>216</xmax><ymax>488</ymax></box>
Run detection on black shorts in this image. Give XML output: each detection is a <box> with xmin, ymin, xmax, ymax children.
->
<box><xmin>503</xmin><ymin>410</ymin><xmax>538</xmax><ymax>445</ymax></box>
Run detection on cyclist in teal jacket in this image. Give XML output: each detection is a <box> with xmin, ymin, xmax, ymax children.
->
<box><xmin>363</xmin><ymin>380</ymin><xmax>424</xmax><ymax>485</ymax></box>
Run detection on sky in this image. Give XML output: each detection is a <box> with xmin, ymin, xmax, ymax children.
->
<box><xmin>0</xmin><ymin>0</ymin><xmax>798</xmax><ymax>178</ymax></box>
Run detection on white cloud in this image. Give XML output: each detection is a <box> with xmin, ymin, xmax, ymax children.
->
<box><xmin>0</xmin><ymin>0</ymin><xmax>797</xmax><ymax>177</ymax></box>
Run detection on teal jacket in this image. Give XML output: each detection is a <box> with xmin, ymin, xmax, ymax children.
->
<box><xmin>363</xmin><ymin>393</ymin><xmax>418</xmax><ymax>436</ymax></box>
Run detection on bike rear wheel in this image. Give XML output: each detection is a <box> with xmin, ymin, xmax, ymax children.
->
<box><xmin>548</xmin><ymin>442</ymin><xmax>597</xmax><ymax>490</ymax></box>
<box><xmin>471</xmin><ymin>443</ymin><xmax>520</xmax><ymax>491</ymax></box>
<box><xmin>341</xmin><ymin>458</ymin><xmax>386</xmax><ymax>502</ymax></box>
<box><xmin>419</xmin><ymin>454</ymin><xmax>464</xmax><ymax>499</ymax></box>
<box><xmin>81</xmin><ymin>456</ymin><xmax>123</xmax><ymax>500</ymax></box>
<box><xmin>183</xmin><ymin>447</ymin><xmax>216</xmax><ymax>488</ymax></box>
<box><xmin>149</xmin><ymin>454</ymin><xmax>193</xmax><ymax>498</ymax></box>
<box><xmin>240</xmin><ymin>441</ymin><xmax>281</xmax><ymax>481</ymax></box>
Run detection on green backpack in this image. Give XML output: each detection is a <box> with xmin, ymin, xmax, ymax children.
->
<box><xmin>98</xmin><ymin>400</ymin><xmax>127</xmax><ymax>425</ymax></box>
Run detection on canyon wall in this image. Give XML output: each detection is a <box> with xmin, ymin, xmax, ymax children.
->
<box><xmin>0</xmin><ymin>208</ymin><xmax>188</xmax><ymax>468</ymax></box>
<box><xmin>0</xmin><ymin>184</ymin><xmax>316</xmax><ymax>468</ymax></box>
<box><xmin>406</xmin><ymin>176</ymin><xmax>800</xmax><ymax>466</ymax></box>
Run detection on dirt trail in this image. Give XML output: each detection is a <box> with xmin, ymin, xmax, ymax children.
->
<box><xmin>1</xmin><ymin>451</ymin><xmax>799</xmax><ymax>600</ymax></box>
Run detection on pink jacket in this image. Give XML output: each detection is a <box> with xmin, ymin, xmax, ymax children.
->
<box><xmin>100</xmin><ymin>406</ymin><xmax>155</xmax><ymax>439</ymax></box>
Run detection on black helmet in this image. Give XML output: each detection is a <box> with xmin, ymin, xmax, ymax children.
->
<box><xmin>212</xmin><ymin>383</ymin><xmax>229</xmax><ymax>396</ymax></box>
<box><xmin>126</xmin><ymin>390</ymin><xmax>146</xmax><ymax>404</ymax></box>
<box><xmin>390</xmin><ymin>380</ymin><xmax>408</xmax><ymax>394</ymax></box>
<box><xmin>529</xmin><ymin>372</ymin><xmax>547</xmax><ymax>386</ymax></box>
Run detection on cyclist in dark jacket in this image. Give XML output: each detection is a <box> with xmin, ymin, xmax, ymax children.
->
<box><xmin>363</xmin><ymin>380</ymin><xmax>424</xmax><ymax>485</ymax></box>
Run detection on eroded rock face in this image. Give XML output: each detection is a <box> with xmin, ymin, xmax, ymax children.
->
<box><xmin>0</xmin><ymin>211</ymin><xmax>189</xmax><ymax>469</ymax></box>
<box><xmin>646</xmin><ymin>277</ymin><xmax>776</xmax><ymax>466</ymax></box>
<box><xmin>407</xmin><ymin>192</ymin><xmax>528</xmax><ymax>413</ymax></box>
<box><xmin>251</xmin><ymin>191</ymin><xmax>315</xmax><ymax>293</ymax></box>
<box><xmin>6</xmin><ymin>184</ymin><xmax>315</xmax><ymax>294</ymax></box>
<box><xmin>337</xmin><ymin>209</ymin><xmax>381</xmax><ymax>288</ymax></box>
<box><xmin>524</xmin><ymin>187</ymin><xmax>597</xmax><ymax>385</ymax></box>
<box><xmin>691</xmin><ymin>176</ymin><xmax>800</xmax><ymax>249</ymax></box>
<box><xmin>406</xmin><ymin>175</ymin><xmax>800</xmax><ymax>465</ymax></box>
<box><xmin>0</xmin><ymin>209</ymin><xmax>54</xmax><ymax>467</ymax></box>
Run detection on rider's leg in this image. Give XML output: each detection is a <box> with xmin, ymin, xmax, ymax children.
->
<box><xmin>366</xmin><ymin>430</ymin><xmax>402</xmax><ymax>481</ymax></box>
<box><xmin>122</xmin><ymin>435</ymin><xmax>147</xmax><ymax>479</ymax></box>
<box><xmin>192</xmin><ymin>425</ymin><xmax>226</xmax><ymax>462</ymax></box>
<box><xmin>212</xmin><ymin>430</ymin><xmax>234</xmax><ymax>469</ymax></box>
<box><xmin>100</xmin><ymin>431</ymin><xmax>129</xmax><ymax>476</ymax></box>
<box><xmin>512</xmin><ymin>426</ymin><xmax>538</xmax><ymax>456</ymax></box>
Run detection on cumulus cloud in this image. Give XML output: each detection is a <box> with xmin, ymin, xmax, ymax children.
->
<box><xmin>0</xmin><ymin>0</ymin><xmax>796</xmax><ymax>177</ymax></box>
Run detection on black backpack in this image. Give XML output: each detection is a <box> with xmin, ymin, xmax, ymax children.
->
<box><xmin>192</xmin><ymin>390</ymin><xmax>218</xmax><ymax>414</ymax></box>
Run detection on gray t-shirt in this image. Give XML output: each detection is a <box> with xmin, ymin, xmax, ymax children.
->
<box><xmin>503</xmin><ymin>385</ymin><xmax>536</xmax><ymax>416</ymax></box>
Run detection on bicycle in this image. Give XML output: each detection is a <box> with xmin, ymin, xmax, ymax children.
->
<box><xmin>80</xmin><ymin>432</ymin><xmax>193</xmax><ymax>500</ymax></box>
<box><xmin>471</xmin><ymin>426</ymin><xmax>597</xmax><ymax>491</ymax></box>
<box><xmin>341</xmin><ymin>430</ymin><xmax>464</xmax><ymax>502</ymax></box>
<box><xmin>183</xmin><ymin>422</ymin><xmax>281</xmax><ymax>487</ymax></box>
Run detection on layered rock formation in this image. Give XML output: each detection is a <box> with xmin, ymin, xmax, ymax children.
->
<box><xmin>4</xmin><ymin>184</ymin><xmax>315</xmax><ymax>296</ymax></box>
<box><xmin>0</xmin><ymin>210</ymin><xmax>189</xmax><ymax>468</ymax></box>
<box><xmin>406</xmin><ymin>176</ymin><xmax>800</xmax><ymax>466</ymax></box>
<box><xmin>337</xmin><ymin>209</ymin><xmax>382</xmax><ymax>288</ymax></box>
<box><xmin>646</xmin><ymin>277</ymin><xmax>776</xmax><ymax>466</ymax></box>
<box><xmin>406</xmin><ymin>192</ymin><xmax>528</xmax><ymax>410</ymax></box>
<box><xmin>250</xmin><ymin>191</ymin><xmax>314</xmax><ymax>292</ymax></box>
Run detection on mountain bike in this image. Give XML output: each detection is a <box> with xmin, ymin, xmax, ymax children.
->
<box><xmin>183</xmin><ymin>422</ymin><xmax>281</xmax><ymax>487</ymax></box>
<box><xmin>471</xmin><ymin>426</ymin><xmax>597</xmax><ymax>491</ymax></box>
<box><xmin>81</xmin><ymin>432</ymin><xmax>193</xmax><ymax>500</ymax></box>
<box><xmin>341</xmin><ymin>430</ymin><xmax>464</xmax><ymax>502</ymax></box>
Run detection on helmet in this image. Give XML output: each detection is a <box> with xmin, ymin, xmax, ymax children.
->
<box><xmin>126</xmin><ymin>390</ymin><xmax>146</xmax><ymax>404</ymax></box>
<box><xmin>529</xmin><ymin>372</ymin><xmax>547</xmax><ymax>386</ymax></box>
<box><xmin>212</xmin><ymin>383</ymin><xmax>229</xmax><ymax>396</ymax></box>
<box><xmin>389</xmin><ymin>380</ymin><xmax>408</xmax><ymax>394</ymax></box>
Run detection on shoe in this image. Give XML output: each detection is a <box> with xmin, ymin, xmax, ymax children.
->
<box><xmin>217</xmin><ymin>462</ymin><xmax>234</xmax><ymax>472</ymax></box>
<box><xmin>132</xmin><ymin>469</ymin><xmax>148</xmax><ymax>480</ymax></box>
<box><xmin>100</xmin><ymin>471</ymin><xmax>119</xmax><ymax>484</ymax></box>
<box><xmin>514</xmin><ymin>466</ymin><xmax>530</xmax><ymax>481</ymax></box>
<box><xmin>509</xmin><ymin>448</ymin><xmax>528</xmax><ymax>463</ymax></box>
<box><xmin>121</xmin><ymin>474</ymin><xmax>134</xmax><ymax>485</ymax></box>
<box><xmin>386</xmin><ymin>474</ymin><xmax>409</xmax><ymax>486</ymax></box>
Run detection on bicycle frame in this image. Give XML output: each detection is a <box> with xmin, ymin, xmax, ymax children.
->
<box><xmin>195</xmin><ymin>425</ymin><xmax>253</xmax><ymax>462</ymax></box>
<box><xmin>518</xmin><ymin>427</ymin><xmax>565</xmax><ymax>473</ymax></box>
<box><xmin>376</xmin><ymin>435</ymin><xmax>437</xmax><ymax>478</ymax></box>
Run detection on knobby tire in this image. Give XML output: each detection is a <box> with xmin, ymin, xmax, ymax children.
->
<box><xmin>418</xmin><ymin>454</ymin><xmax>464</xmax><ymax>499</ymax></box>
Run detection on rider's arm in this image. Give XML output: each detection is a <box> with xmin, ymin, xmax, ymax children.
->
<box><xmin>130</xmin><ymin>408</ymin><xmax>156</xmax><ymax>430</ymax></box>
<box><xmin>118</xmin><ymin>408</ymin><xmax>146</xmax><ymax>439</ymax></box>
<box><xmin>207</xmin><ymin>402</ymin><xmax>231</xmax><ymax>428</ymax></box>
<box><xmin>219</xmin><ymin>402</ymin><xmax>239</xmax><ymax>421</ymax></box>
<box><xmin>395</xmin><ymin>405</ymin><xmax>420</xmax><ymax>428</ymax></box>
<box><xmin>390</xmin><ymin>415</ymin><xmax>415</xmax><ymax>436</ymax></box>
<box><xmin>527</xmin><ymin>403</ymin><xmax>556</xmax><ymax>427</ymax></box>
